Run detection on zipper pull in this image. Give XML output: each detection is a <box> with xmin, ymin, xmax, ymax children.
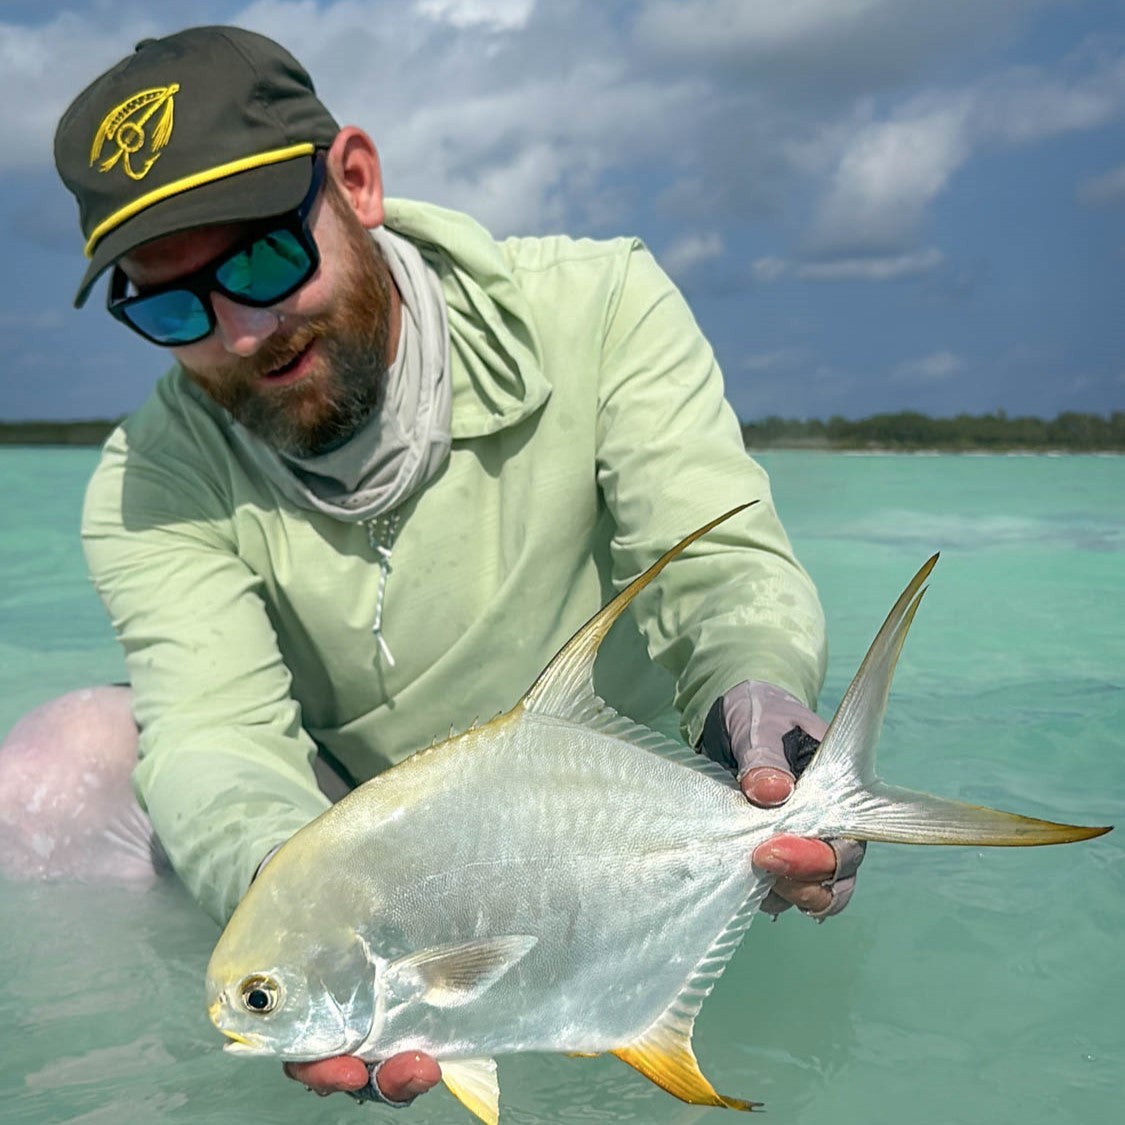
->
<box><xmin>365</xmin><ymin>513</ymin><xmax>400</xmax><ymax>668</ymax></box>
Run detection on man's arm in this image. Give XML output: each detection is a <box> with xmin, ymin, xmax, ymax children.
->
<box><xmin>594</xmin><ymin>242</ymin><xmax>827</xmax><ymax>741</ymax></box>
<box><xmin>594</xmin><ymin>244</ymin><xmax>855</xmax><ymax>914</ymax></box>
<box><xmin>82</xmin><ymin>411</ymin><xmax>330</xmax><ymax>924</ymax></box>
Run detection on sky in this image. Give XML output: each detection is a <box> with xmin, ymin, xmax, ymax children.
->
<box><xmin>1</xmin><ymin>0</ymin><xmax>1123</xmax><ymax>422</ymax></box>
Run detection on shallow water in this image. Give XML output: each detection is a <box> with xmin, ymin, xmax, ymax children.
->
<box><xmin>1</xmin><ymin>448</ymin><xmax>1122</xmax><ymax>1124</ymax></box>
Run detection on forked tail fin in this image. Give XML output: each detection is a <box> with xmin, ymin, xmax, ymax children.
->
<box><xmin>797</xmin><ymin>555</ymin><xmax>1111</xmax><ymax>847</ymax></box>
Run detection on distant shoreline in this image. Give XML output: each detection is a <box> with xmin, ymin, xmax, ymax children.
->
<box><xmin>2</xmin><ymin>411</ymin><xmax>1122</xmax><ymax>453</ymax></box>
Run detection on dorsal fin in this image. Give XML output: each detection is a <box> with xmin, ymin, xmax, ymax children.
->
<box><xmin>521</xmin><ymin>503</ymin><xmax>758</xmax><ymax>719</ymax></box>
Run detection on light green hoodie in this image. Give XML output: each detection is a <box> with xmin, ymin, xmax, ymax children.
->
<box><xmin>83</xmin><ymin>199</ymin><xmax>827</xmax><ymax>923</ymax></box>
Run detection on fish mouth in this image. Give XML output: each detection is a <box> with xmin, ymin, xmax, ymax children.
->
<box><xmin>208</xmin><ymin>998</ymin><xmax>270</xmax><ymax>1055</ymax></box>
<box><xmin>221</xmin><ymin>1033</ymin><xmax>271</xmax><ymax>1056</ymax></box>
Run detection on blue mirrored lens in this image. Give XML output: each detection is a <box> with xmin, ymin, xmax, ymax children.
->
<box><xmin>215</xmin><ymin>230</ymin><xmax>312</xmax><ymax>302</ymax></box>
<box><xmin>124</xmin><ymin>290</ymin><xmax>211</xmax><ymax>345</ymax></box>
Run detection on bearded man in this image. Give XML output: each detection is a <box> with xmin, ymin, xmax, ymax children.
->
<box><xmin>0</xmin><ymin>25</ymin><xmax>863</xmax><ymax>1108</ymax></box>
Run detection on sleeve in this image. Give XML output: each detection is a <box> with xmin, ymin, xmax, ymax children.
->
<box><xmin>82</xmin><ymin>421</ymin><xmax>330</xmax><ymax>924</ymax></box>
<box><xmin>595</xmin><ymin>243</ymin><xmax>827</xmax><ymax>745</ymax></box>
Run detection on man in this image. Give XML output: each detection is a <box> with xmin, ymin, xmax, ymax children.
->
<box><xmin>8</xmin><ymin>25</ymin><xmax>861</xmax><ymax>1106</ymax></box>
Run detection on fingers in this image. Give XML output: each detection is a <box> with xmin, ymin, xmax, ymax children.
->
<box><xmin>373</xmin><ymin>1052</ymin><xmax>443</xmax><ymax>1103</ymax></box>
<box><xmin>753</xmin><ymin>834</ymin><xmax>837</xmax><ymax>917</ymax></box>
<box><xmin>284</xmin><ymin>1055</ymin><xmax>369</xmax><ymax>1094</ymax></box>
<box><xmin>753</xmin><ymin>834</ymin><xmax>837</xmax><ymax>881</ymax></box>
<box><xmin>740</xmin><ymin>765</ymin><xmax>795</xmax><ymax>807</ymax></box>
<box><xmin>753</xmin><ymin>835</ymin><xmax>867</xmax><ymax>920</ymax></box>
<box><xmin>283</xmin><ymin>1051</ymin><xmax>441</xmax><ymax>1103</ymax></box>
<box><xmin>769</xmin><ymin>877</ymin><xmax>834</xmax><ymax>916</ymax></box>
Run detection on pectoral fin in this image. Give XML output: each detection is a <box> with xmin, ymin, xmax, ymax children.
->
<box><xmin>612</xmin><ymin>1021</ymin><xmax>759</xmax><ymax>1111</ymax></box>
<box><xmin>390</xmin><ymin>935</ymin><xmax>537</xmax><ymax>1008</ymax></box>
<box><xmin>442</xmin><ymin>1057</ymin><xmax>499</xmax><ymax>1125</ymax></box>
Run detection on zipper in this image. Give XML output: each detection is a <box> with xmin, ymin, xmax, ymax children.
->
<box><xmin>364</xmin><ymin>511</ymin><xmax>400</xmax><ymax>668</ymax></box>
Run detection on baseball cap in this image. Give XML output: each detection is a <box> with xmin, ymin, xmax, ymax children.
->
<box><xmin>54</xmin><ymin>26</ymin><xmax>340</xmax><ymax>307</ymax></box>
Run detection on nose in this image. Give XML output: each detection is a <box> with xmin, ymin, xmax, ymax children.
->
<box><xmin>211</xmin><ymin>293</ymin><xmax>283</xmax><ymax>356</ymax></box>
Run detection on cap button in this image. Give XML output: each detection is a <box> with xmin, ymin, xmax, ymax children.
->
<box><xmin>134</xmin><ymin>38</ymin><xmax>157</xmax><ymax>51</ymax></box>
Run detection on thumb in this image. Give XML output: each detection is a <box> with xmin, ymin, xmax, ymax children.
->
<box><xmin>699</xmin><ymin>681</ymin><xmax>826</xmax><ymax>807</ymax></box>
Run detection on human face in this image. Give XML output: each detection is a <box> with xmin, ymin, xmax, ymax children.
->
<box><xmin>121</xmin><ymin>172</ymin><xmax>397</xmax><ymax>457</ymax></box>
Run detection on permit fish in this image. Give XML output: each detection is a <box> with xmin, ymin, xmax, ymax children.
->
<box><xmin>205</xmin><ymin>505</ymin><xmax>1110</xmax><ymax>1123</ymax></box>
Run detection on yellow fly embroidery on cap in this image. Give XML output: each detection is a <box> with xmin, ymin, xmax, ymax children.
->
<box><xmin>89</xmin><ymin>84</ymin><xmax>180</xmax><ymax>181</ymax></box>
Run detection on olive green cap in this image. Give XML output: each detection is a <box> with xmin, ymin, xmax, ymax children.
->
<box><xmin>54</xmin><ymin>26</ymin><xmax>340</xmax><ymax>307</ymax></box>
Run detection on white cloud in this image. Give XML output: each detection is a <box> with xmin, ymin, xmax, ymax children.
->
<box><xmin>751</xmin><ymin>247</ymin><xmax>945</xmax><ymax>283</ymax></box>
<box><xmin>741</xmin><ymin>347</ymin><xmax>821</xmax><ymax>374</ymax></box>
<box><xmin>797</xmin><ymin>248</ymin><xmax>945</xmax><ymax>281</ymax></box>
<box><xmin>751</xmin><ymin>257</ymin><xmax>789</xmax><ymax>283</ymax></box>
<box><xmin>809</xmin><ymin>99</ymin><xmax>972</xmax><ymax>255</ymax></box>
<box><xmin>224</xmin><ymin>3</ymin><xmax>708</xmax><ymax>235</ymax></box>
<box><xmin>659</xmin><ymin>232</ymin><xmax>723</xmax><ymax>277</ymax></box>
<box><xmin>9</xmin><ymin>1</ymin><xmax>1125</xmax><ymax>277</ymax></box>
<box><xmin>1078</xmin><ymin>161</ymin><xmax>1125</xmax><ymax>207</ymax></box>
<box><xmin>415</xmin><ymin>0</ymin><xmax>534</xmax><ymax>31</ymax></box>
<box><xmin>893</xmin><ymin>350</ymin><xmax>966</xmax><ymax>383</ymax></box>
<box><xmin>804</xmin><ymin>45</ymin><xmax>1125</xmax><ymax>256</ymax></box>
<box><xmin>635</xmin><ymin>0</ymin><xmax>886</xmax><ymax>56</ymax></box>
<box><xmin>0</xmin><ymin>11</ymin><xmax>164</xmax><ymax>172</ymax></box>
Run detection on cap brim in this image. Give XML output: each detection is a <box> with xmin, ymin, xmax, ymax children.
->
<box><xmin>74</xmin><ymin>154</ymin><xmax>316</xmax><ymax>308</ymax></box>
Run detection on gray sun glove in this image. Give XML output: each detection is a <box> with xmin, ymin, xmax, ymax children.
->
<box><xmin>698</xmin><ymin>680</ymin><xmax>866</xmax><ymax>920</ymax></box>
<box><xmin>347</xmin><ymin>1062</ymin><xmax>417</xmax><ymax>1108</ymax></box>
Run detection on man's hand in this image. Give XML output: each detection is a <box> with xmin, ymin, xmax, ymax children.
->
<box><xmin>699</xmin><ymin>679</ymin><xmax>865</xmax><ymax>919</ymax></box>
<box><xmin>284</xmin><ymin>1051</ymin><xmax>441</xmax><ymax>1103</ymax></box>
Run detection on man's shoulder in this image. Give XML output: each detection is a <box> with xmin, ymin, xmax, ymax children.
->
<box><xmin>384</xmin><ymin>196</ymin><xmax>644</xmax><ymax>283</ymax></box>
<box><xmin>499</xmin><ymin>231</ymin><xmax>642</xmax><ymax>276</ymax></box>
<box><xmin>95</xmin><ymin>367</ymin><xmax>231</xmax><ymax>470</ymax></box>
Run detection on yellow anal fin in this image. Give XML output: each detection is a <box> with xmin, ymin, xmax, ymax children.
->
<box><xmin>611</xmin><ymin>1030</ymin><xmax>760</xmax><ymax>1111</ymax></box>
<box><xmin>442</xmin><ymin>1057</ymin><xmax>499</xmax><ymax>1125</ymax></box>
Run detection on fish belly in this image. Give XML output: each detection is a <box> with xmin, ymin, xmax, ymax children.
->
<box><xmin>330</xmin><ymin>713</ymin><xmax>768</xmax><ymax>1060</ymax></box>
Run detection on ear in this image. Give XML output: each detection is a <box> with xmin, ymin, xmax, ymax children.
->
<box><xmin>325</xmin><ymin>127</ymin><xmax>385</xmax><ymax>229</ymax></box>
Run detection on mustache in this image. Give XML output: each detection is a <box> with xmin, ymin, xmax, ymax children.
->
<box><xmin>208</xmin><ymin>319</ymin><xmax>326</xmax><ymax>385</ymax></box>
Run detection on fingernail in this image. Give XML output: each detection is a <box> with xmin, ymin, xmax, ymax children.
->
<box><xmin>746</xmin><ymin>768</ymin><xmax>793</xmax><ymax>807</ymax></box>
<box><xmin>754</xmin><ymin>844</ymin><xmax>793</xmax><ymax>876</ymax></box>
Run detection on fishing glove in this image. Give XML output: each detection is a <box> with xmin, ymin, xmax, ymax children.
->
<box><xmin>348</xmin><ymin>1062</ymin><xmax>418</xmax><ymax>1108</ymax></box>
<box><xmin>698</xmin><ymin>679</ymin><xmax>865</xmax><ymax>920</ymax></box>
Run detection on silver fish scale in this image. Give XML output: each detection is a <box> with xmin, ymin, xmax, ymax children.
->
<box><xmin>323</xmin><ymin>711</ymin><xmax>768</xmax><ymax>1058</ymax></box>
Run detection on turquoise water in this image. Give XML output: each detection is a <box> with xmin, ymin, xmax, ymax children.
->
<box><xmin>1</xmin><ymin>447</ymin><xmax>1122</xmax><ymax>1124</ymax></box>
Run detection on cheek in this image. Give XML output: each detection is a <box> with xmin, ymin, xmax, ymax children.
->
<box><xmin>172</xmin><ymin>338</ymin><xmax>229</xmax><ymax>376</ymax></box>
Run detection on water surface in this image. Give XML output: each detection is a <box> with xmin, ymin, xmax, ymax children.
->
<box><xmin>1</xmin><ymin>448</ymin><xmax>1121</xmax><ymax>1124</ymax></box>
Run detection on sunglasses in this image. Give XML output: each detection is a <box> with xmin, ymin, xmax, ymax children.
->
<box><xmin>107</xmin><ymin>153</ymin><xmax>327</xmax><ymax>346</ymax></box>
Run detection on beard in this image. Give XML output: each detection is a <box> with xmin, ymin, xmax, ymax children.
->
<box><xmin>183</xmin><ymin>208</ymin><xmax>393</xmax><ymax>458</ymax></box>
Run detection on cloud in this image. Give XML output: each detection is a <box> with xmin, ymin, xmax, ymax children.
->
<box><xmin>805</xmin><ymin>47</ymin><xmax>1125</xmax><ymax>257</ymax></box>
<box><xmin>0</xmin><ymin>10</ymin><xmax>164</xmax><ymax>172</ymax></box>
<box><xmin>808</xmin><ymin>101</ymin><xmax>972</xmax><ymax>256</ymax></box>
<box><xmin>751</xmin><ymin>257</ymin><xmax>788</xmax><ymax>284</ymax></box>
<box><xmin>1078</xmin><ymin>161</ymin><xmax>1125</xmax><ymax>207</ymax></box>
<box><xmin>635</xmin><ymin>0</ymin><xmax>886</xmax><ymax>57</ymax></box>
<box><xmin>800</xmin><ymin>249</ymin><xmax>945</xmax><ymax>280</ymax></box>
<box><xmin>632</xmin><ymin>0</ymin><xmax>1061</xmax><ymax>93</ymax></box>
<box><xmin>415</xmin><ymin>0</ymin><xmax>534</xmax><ymax>31</ymax></box>
<box><xmin>893</xmin><ymin>350</ymin><xmax>966</xmax><ymax>383</ymax></box>
<box><xmin>741</xmin><ymin>347</ymin><xmax>811</xmax><ymax>373</ymax></box>
<box><xmin>755</xmin><ymin>248</ymin><xmax>944</xmax><ymax>282</ymax></box>
<box><xmin>7</xmin><ymin>1</ymin><xmax>1125</xmax><ymax>285</ymax></box>
<box><xmin>659</xmin><ymin>232</ymin><xmax>723</xmax><ymax>277</ymax></box>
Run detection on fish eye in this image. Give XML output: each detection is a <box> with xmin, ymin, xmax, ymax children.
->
<box><xmin>239</xmin><ymin>974</ymin><xmax>280</xmax><ymax>1015</ymax></box>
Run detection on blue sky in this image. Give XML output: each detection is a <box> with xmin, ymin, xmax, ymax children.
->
<box><xmin>2</xmin><ymin>0</ymin><xmax>1123</xmax><ymax>422</ymax></box>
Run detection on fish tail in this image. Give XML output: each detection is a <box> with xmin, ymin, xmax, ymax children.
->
<box><xmin>829</xmin><ymin>782</ymin><xmax>1110</xmax><ymax>846</ymax></box>
<box><xmin>795</xmin><ymin>555</ymin><xmax>1111</xmax><ymax>848</ymax></box>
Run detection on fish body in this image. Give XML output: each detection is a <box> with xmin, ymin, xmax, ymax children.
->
<box><xmin>206</xmin><ymin>506</ymin><xmax>1109</xmax><ymax>1122</ymax></box>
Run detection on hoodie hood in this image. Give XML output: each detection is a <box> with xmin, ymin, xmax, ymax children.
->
<box><xmin>383</xmin><ymin>198</ymin><xmax>551</xmax><ymax>441</ymax></box>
